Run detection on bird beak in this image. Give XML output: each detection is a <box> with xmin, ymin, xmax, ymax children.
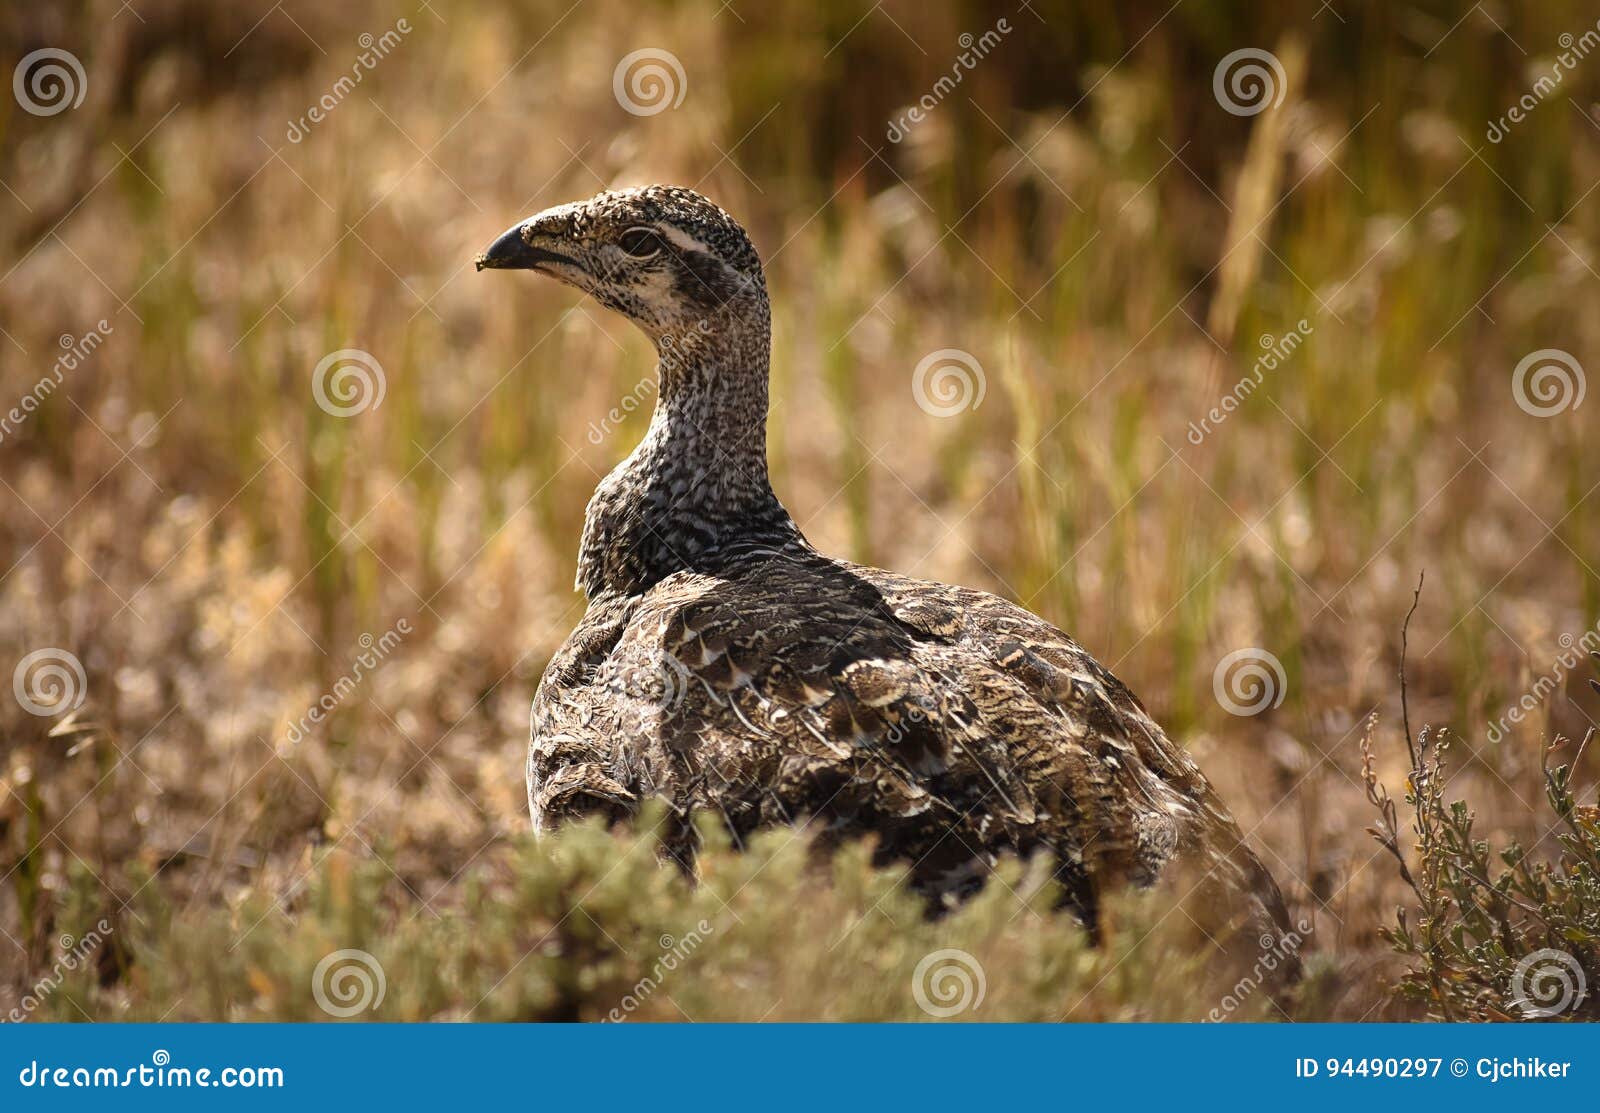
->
<box><xmin>474</xmin><ymin>220</ymin><xmax>578</xmax><ymax>273</ymax></box>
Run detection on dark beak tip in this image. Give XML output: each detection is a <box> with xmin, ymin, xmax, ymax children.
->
<box><xmin>477</xmin><ymin>223</ymin><xmax>543</xmax><ymax>272</ymax></box>
<box><xmin>475</xmin><ymin>223</ymin><xmax>578</xmax><ymax>275</ymax></box>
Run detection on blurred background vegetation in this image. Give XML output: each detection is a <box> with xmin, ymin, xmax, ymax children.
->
<box><xmin>2</xmin><ymin>0</ymin><xmax>1597</xmax><ymax>1019</ymax></box>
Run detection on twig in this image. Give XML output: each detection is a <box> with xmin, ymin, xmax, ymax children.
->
<box><xmin>1399</xmin><ymin>571</ymin><xmax>1424</xmax><ymax>771</ymax></box>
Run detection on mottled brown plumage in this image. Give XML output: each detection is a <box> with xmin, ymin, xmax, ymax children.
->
<box><xmin>477</xmin><ymin>185</ymin><xmax>1293</xmax><ymax>954</ymax></box>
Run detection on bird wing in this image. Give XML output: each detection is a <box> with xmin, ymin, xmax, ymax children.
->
<box><xmin>529</xmin><ymin>546</ymin><xmax>1285</xmax><ymax>934</ymax></box>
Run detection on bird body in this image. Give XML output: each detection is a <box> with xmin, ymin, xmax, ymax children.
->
<box><xmin>478</xmin><ymin>185</ymin><xmax>1293</xmax><ymax>949</ymax></box>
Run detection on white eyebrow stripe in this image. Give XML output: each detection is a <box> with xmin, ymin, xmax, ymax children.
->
<box><xmin>654</xmin><ymin>225</ymin><xmax>713</xmax><ymax>255</ymax></box>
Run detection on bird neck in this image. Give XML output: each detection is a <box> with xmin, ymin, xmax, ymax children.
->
<box><xmin>576</xmin><ymin>299</ymin><xmax>801</xmax><ymax>598</ymax></box>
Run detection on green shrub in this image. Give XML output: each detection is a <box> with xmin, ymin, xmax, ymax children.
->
<box><xmin>25</xmin><ymin>807</ymin><xmax>1302</xmax><ymax>1023</ymax></box>
<box><xmin>1363</xmin><ymin>713</ymin><xmax>1599</xmax><ymax>1021</ymax></box>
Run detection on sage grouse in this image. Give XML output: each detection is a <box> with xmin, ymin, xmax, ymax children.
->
<box><xmin>476</xmin><ymin>185</ymin><xmax>1293</xmax><ymax>950</ymax></box>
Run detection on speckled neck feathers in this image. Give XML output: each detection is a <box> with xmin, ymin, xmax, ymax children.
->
<box><xmin>576</xmin><ymin>285</ymin><xmax>803</xmax><ymax>598</ymax></box>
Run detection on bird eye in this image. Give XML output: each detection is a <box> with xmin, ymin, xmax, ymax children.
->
<box><xmin>619</xmin><ymin>227</ymin><xmax>663</xmax><ymax>258</ymax></box>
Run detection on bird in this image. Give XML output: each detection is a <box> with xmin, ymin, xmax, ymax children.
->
<box><xmin>476</xmin><ymin>184</ymin><xmax>1295</xmax><ymax>956</ymax></box>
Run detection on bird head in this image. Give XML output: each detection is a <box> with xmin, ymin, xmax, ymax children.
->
<box><xmin>475</xmin><ymin>185</ymin><xmax>766</xmax><ymax>342</ymax></box>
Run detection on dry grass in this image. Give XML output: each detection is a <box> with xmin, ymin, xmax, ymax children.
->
<box><xmin>1</xmin><ymin>0</ymin><xmax>1597</xmax><ymax>1020</ymax></box>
